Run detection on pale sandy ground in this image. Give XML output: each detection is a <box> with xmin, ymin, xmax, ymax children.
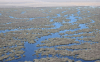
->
<box><xmin>0</xmin><ymin>1</ymin><xmax>100</xmax><ymax>8</ymax></box>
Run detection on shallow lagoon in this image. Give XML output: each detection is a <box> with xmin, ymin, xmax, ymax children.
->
<box><xmin>0</xmin><ymin>6</ymin><xmax>100</xmax><ymax>62</ymax></box>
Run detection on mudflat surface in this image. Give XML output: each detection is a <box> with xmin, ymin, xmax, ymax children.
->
<box><xmin>0</xmin><ymin>6</ymin><xmax>100</xmax><ymax>62</ymax></box>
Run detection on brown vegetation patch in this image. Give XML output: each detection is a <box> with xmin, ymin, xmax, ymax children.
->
<box><xmin>37</xmin><ymin>38</ymin><xmax>79</xmax><ymax>47</ymax></box>
<box><xmin>53</xmin><ymin>17</ymin><xmax>68</xmax><ymax>22</ymax></box>
<box><xmin>95</xmin><ymin>60</ymin><xmax>100</xmax><ymax>62</ymax></box>
<box><xmin>65</xmin><ymin>32</ymin><xmax>95</xmax><ymax>38</ymax></box>
<box><xmin>35</xmin><ymin>47</ymin><xmax>100</xmax><ymax>60</ymax></box>
<box><xmin>58</xmin><ymin>23</ymin><xmax>79</xmax><ymax>31</ymax></box>
<box><xmin>34</xmin><ymin>57</ymin><xmax>74</xmax><ymax>62</ymax></box>
<box><xmin>79</xmin><ymin>34</ymin><xmax>100</xmax><ymax>42</ymax></box>
<box><xmin>75</xmin><ymin>18</ymin><xmax>91</xmax><ymax>24</ymax></box>
<box><xmin>0</xmin><ymin>43</ymin><xmax>25</xmax><ymax>61</ymax></box>
<box><xmin>57</xmin><ymin>42</ymin><xmax>92</xmax><ymax>49</ymax></box>
<box><xmin>75</xmin><ymin>60</ymin><xmax>82</xmax><ymax>62</ymax></box>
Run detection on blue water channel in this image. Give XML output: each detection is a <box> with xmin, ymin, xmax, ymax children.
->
<box><xmin>21</xmin><ymin>11</ymin><xmax>26</xmax><ymax>14</ymax></box>
<box><xmin>0</xmin><ymin>13</ymin><xmax>1</xmax><ymax>16</ymax></box>
<box><xmin>0</xmin><ymin>7</ymin><xmax>99</xmax><ymax>62</ymax></box>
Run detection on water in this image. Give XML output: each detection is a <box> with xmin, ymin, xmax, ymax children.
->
<box><xmin>0</xmin><ymin>29</ymin><xmax>19</xmax><ymax>33</ymax></box>
<box><xmin>9</xmin><ymin>16</ymin><xmax>14</xmax><ymax>18</ymax></box>
<box><xmin>49</xmin><ymin>11</ymin><xmax>51</xmax><ymax>12</ymax></box>
<box><xmin>29</xmin><ymin>18</ymin><xmax>35</xmax><ymax>21</ymax></box>
<box><xmin>88</xmin><ymin>11</ymin><xmax>90</xmax><ymax>13</ymax></box>
<box><xmin>77</xmin><ymin>9</ymin><xmax>81</xmax><ymax>15</ymax></box>
<box><xmin>52</xmin><ymin>22</ymin><xmax>62</xmax><ymax>29</ymax></box>
<box><xmin>21</xmin><ymin>11</ymin><xmax>26</xmax><ymax>14</ymax></box>
<box><xmin>79</xmin><ymin>24</ymin><xmax>89</xmax><ymax>29</ymax></box>
<box><xmin>46</xmin><ymin>16</ymin><xmax>50</xmax><ymax>18</ymax></box>
<box><xmin>66</xmin><ymin>14</ymin><xmax>77</xmax><ymax>23</ymax></box>
<box><xmin>90</xmin><ymin>19</ymin><xmax>95</xmax><ymax>23</ymax></box>
<box><xmin>50</xmin><ymin>19</ymin><xmax>54</xmax><ymax>22</ymax></box>
<box><xmin>62</xmin><ymin>11</ymin><xmax>67</xmax><ymax>13</ymax></box>
<box><xmin>64</xmin><ymin>14</ymin><xmax>68</xmax><ymax>17</ymax></box>
<box><xmin>90</xmin><ymin>6</ymin><xmax>95</xmax><ymax>8</ymax></box>
<box><xmin>0</xmin><ymin>13</ymin><xmax>1</xmax><ymax>15</ymax></box>
<box><xmin>57</xmin><ymin>14</ymin><xmax>61</xmax><ymax>17</ymax></box>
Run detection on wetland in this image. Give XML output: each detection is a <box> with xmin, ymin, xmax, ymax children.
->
<box><xmin>0</xmin><ymin>6</ymin><xmax>100</xmax><ymax>62</ymax></box>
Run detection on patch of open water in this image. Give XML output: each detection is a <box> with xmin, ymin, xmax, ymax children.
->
<box><xmin>0</xmin><ymin>13</ymin><xmax>1</xmax><ymax>15</ymax></box>
<box><xmin>66</xmin><ymin>14</ymin><xmax>81</xmax><ymax>24</ymax></box>
<box><xmin>50</xmin><ymin>19</ymin><xmax>54</xmax><ymax>22</ymax></box>
<box><xmin>21</xmin><ymin>11</ymin><xmax>26</xmax><ymax>14</ymax></box>
<box><xmin>62</xmin><ymin>10</ymin><xmax>67</xmax><ymax>13</ymax></box>
<box><xmin>77</xmin><ymin>9</ymin><xmax>81</xmax><ymax>16</ymax></box>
